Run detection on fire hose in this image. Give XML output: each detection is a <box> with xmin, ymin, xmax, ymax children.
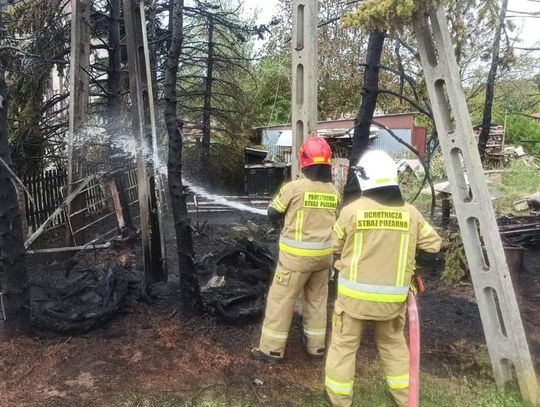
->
<box><xmin>408</xmin><ymin>291</ymin><xmax>420</xmax><ymax>407</ymax></box>
<box><xmin>408</xmin><ymin>275</ymin><xmax>424</xmax><ymax>407</ymax></box>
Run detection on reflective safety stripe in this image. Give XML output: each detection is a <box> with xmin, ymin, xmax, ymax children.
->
<box><xmin>312</xmin><ymin>156</ymin><xmax>332</xmax><ymax>164</ymax></box>
<box><xmin>262</xmin><ymin>327</ymin><xmax>288</xmax><ymax>342</ymax></box>
<box><xmin>386</xmin><ymin>374</ymin><xmax>410</xmax><ymax>390</ymax></box>
<box><xmin>395</xmin><ymin>233</ymin><xmax>410</xmax><ymax>287</ymax></box>
<box><xmin>295</xmin><ymin>210</ymin><xmax>304</xmax><ymax>241</ymax></box>
<box><xmin>339</xmin><ymin>278</ymin><xmax>410</xmax><ymax>294</ymax></box>
<box><xmin>420</xmin><ymin>222</ymin><xmax>434</xmax><ymax>238</ymax></box>
<box><xmin>279</xmin><ymin>242</ymin><xmax>333</xmax><ymax>257</ymax></box>
<box><xmin>325</xmin><ymin>375</ymin><xmax>354</xmax><ymax>395</ymax></box>
<box><xmin>349</xmin><ymin>232</ymin><xmax>364</xmax><ymax>282</ymax></box>
<box><xmin>280</xmin><ymin>237</ymin><xmax>332</xmax><ymax>250</ymax></box>
<box><xmin>303</xmin><ymin>327</ymin><xmax>326</xmax><ymax>338</ymax></box>
<box><xmin>279</xmin><ymin>237</ymin><xmax>333</xmax><ymax>257</ymax></box>
<box><xmin>333</xmin><ymin>222</ymin><xmax>345</xmax><ymax>240</ymax></box>
<box><xmin>338</xmin><ymin>278</ymin><xmax>409</xmax><ymax>302</ymax></box>
<box><xmin>272</xmin><ymin>198</ymin><xmax>286</xmax><ymax>213</ymax></box>
<box><xmin>375</xmin><ymin>177</ymin><xmax>398</xmax><ymax>185</ymax></box>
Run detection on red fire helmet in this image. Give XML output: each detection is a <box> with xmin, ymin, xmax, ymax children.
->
<box><xmin>299</xmin><ymin>136</ymin><xmax>332</xmax><ymax>169</ymax></box>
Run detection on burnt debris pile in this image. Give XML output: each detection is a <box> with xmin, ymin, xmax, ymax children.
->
<box><xmin>197</xmin><ymin>239</ymin><xmax>275</xmax><ymax>322</ymax></box>
<box><xmin>31</xmin><ymin>262</ymin><xmax>143</xmax><ymax>334</ymax></box>
<box><xmin>499</xmin><ymin>214</ymin><xmax>540</xmax><ymax>249</ymax></box>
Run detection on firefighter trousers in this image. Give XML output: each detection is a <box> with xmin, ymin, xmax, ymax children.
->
<box><xmin>325</xmin><ymin>307</ymin><xmax>409</xmax><ymax>407</ymax></box>
<box><xmin>258</xmin><ymin>265</ymin><xmax>330</xmax><ymax>359</ymax></box>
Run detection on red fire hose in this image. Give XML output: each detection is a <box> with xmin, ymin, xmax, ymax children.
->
<box><xmin>408</xmin><ymin>290</ymin><xmax>420</xmax><ymax>407</ymax></box>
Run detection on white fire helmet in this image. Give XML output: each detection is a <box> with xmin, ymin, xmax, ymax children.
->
<box><xmin>353</xmin><ymin>149</ymin><xmax>398</xmax><ymax>192</ymax></box>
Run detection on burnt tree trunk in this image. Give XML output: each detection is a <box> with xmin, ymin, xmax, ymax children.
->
<box><xmin>0</xmin><ymin>11</ymin><xmax>31</xmax><ymax>337</ymax></box>
<box><xmin>148</xmin><ymin>1</ymin><xmax>159</xmax><ymax>92</ymax></box>
<box><xmin>343</xmin><ymin>30</ymin><xmax>386</xmax><ymax>202</ymax></box>
<box><xmin>478</xmin><ymin>0</ymin><xmax>508</xmax><ymax>160</ymax></box>
<box><xmin>164</xmin><ymin>0</ymin><xmax>202</xmax><ymax>311</ymax></box>
<box><xmin>107</xmin><ymin>0</ymin><xmax>122</xmax><ymax>116</ymax></box>
<box><xmin>201</xmin><ymin>15</ymin><xmax>214</xmax><ymax>178</ymax></box>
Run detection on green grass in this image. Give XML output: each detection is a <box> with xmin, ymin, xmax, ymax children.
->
<box><xmin>494</xmin><ymin>161</ymin><xmax>540</xmax><ymax>215</ymax></box>
<box><xmin>400</xmin><ymin>160</ymin><xmax>539</xmax><ymax>217</ymax></box>
<box><xmin>115</xmin><ymin>368</ymin><xmax>525</xmax><ymax>407</ymax></box>
<box><xmin>400</xmin><ymin>171</ymin><xmax>433</xmax><ymax>215</ymax></box>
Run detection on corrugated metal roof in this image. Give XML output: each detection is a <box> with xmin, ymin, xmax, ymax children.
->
<box><xmin>370</xmin><ymin>128</ymin><xmax>412</xmax><ymax>157</ymax></box>
<box><xmin>252</xmin><ymin>113</ymin><xmax>419</xmax><ymax>130</ymax></box>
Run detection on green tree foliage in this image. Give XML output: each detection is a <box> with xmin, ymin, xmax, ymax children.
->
<box><xmin>179</xmin><ymin>2</ymin><xmax>254</xmax><ymax>142</ymax></box>
<box><xmin>342</xmin><ymin>0</ymin><xmax>540</xmax><ymax>159</ymax></box>
<box><xmin>504</xmin><ymin>116</ymin><xmax>540</xmax><ymax>155</ymax></box>
<box><xmin>178</xmin><ymin>1</ymin><xmax>261</xmax><ymax>189</ymax></box>
<box><xmin>255</xmin><ymin>0</ymin><xmax>506</xmax><ymax>126</ymax></box>
<box><xmin>318</xmin><ymin>0</ymin><xmax>368</xmax><ymax>118</ymax></box>
<box><xmin>342</xmin><ymin>0</ymin><xmax>430</xmax><ymax>32</ymax></box>
<box><xmin>4</xmin><ymin>0</ymin><xmax>69</xmax><ymax>175</ymax></box>
<box><xmin>255</xmin><ymin>0</ymin><xmax>369</xmax><ymax>121</ymax></box>
<box><xmin>243</xmin><ymin>56</ymin><xmax>291</xmax><ymax>126</ymax></box>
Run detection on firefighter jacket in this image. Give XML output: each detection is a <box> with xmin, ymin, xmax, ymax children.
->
<box><xmin>332</xmin><ymin>196</ymin><xmax>442</xmax><ymax>320</ymax></box>
<box><xmin>269</xmin><ymin>178</ymin><xmax>340</xmax><ymax>273</ymax></box>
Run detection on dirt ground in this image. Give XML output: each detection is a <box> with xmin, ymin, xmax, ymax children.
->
<box><xmin>2</xmin><ymin>211</ymin><xmax>539</xmax><ymax>406</ymax></box>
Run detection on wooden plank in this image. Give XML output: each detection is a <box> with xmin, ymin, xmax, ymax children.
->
<box><xmin>25</xmin><ymin>176</ymin><xmax>95</xmax><ymax>249</ymax></box>
<box><xmin>57</xmin><ymin>169</ymin><xmax>67</xmax><ymax>225</ymax></box>
<box><xmin>50</xmin><ymin>169</ymin><xmax>58</xmax><ymax>227</ymax></box>
<box><xmin>25</xmin><ymin>174</ymin><xmax>34</xmax><ymax>232</ymax></box>
<box><xmin>27</xmin><ymin>242</ymin><xmax>111</xmax><ymax>254</ymax></box>
<box><xmin>23</xmin><ymin>176</ymin><xmax>32</xmax><ymax>233</ymax></box>
<box><xmin>51</xmin><ymin>169</ymin><xmax>60</xmax><ymax>226</ymax></box>
<box><xmin>31</xmin><ymin>172</ymin><xmax>38</xmax><ymax>231</ymax></box>
<box><xmin>107</xmin><ymin>179</ymin><xmax>125</xmax><ymax>231</ymax></box>
<box><xmin>114</xmin><ymin>172</ymin><xmax>136</xmax><ymax>236</ymax></box>
<box><xmin>32</xmin><ymin>172</ymin><xmax>39</xmax><ymax>227</ymax></box>
<box><xmin>45</xmin><ymin>170</ymin><xmax>52</xmax><ymax>220</ymax></box>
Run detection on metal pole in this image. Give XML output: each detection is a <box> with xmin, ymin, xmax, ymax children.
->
<box><xmin>413</xmin><ymin>6</ymin><xmax>538</xmax><ymax>405</ymax></box>
<box><xmin>291</xmin><ymin>0</ymin><xmax>318</xmax><ymax>179</ymax></box>
<box><xmin>123</xmin><ymin>0</ymin><xmax>166</xmax><ymax>284</ymax></box>
<box><xmin>139</xmin><ymin>0</ymin><xmax>167</xmax><ymax>275</ymax></box>
<box><xmin>123</xmin><ymin>0</ymin><xmax>156</xmax><ymax>285</ymax></box>
<box><xmin>66</xmin><ymin>0</ymin><xmax>90</xmax><ymax>246</ymax></box>
<box><xmin>67</xmin><ymin>0</ymin><xmax>80</xmax><ymax>200</ymax></box>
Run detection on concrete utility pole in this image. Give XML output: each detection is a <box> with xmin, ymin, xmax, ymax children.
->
<box><xmin>123</xmin><ymin>0</ymin><xmax>167</xmax><ymax>284</ymax></box>
<box><xmin>66</xmin><ymin>0</ymin><xmax>91</xmax><ymax>246</ymax></box>
<box><xmin>291</xmin><ymin>0</ymin><xmax>318</xmax><ymax>179</ymax></box>
<box><xmin>413</xmin><ymin>6</ymin><xmax>538</xmax><ymax>406</ymax></box>
<box><xmin>138</xmin><ymin>0</ymin><xmax>167</xmax><ymax>278</ymax></box>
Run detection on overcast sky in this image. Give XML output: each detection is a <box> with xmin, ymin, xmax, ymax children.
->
<box><xmin>241</xmin><ymin>0</ymin><xmax>540</xmax><ymax>47</ymax></box>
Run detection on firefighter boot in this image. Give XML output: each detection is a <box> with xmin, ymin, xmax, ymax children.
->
<box><xmin>250</xmin><ymin>347</ymin><xmax>281</xmax><ymax>365</ymax></box>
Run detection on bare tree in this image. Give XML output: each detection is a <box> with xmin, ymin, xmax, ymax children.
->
<box><xmin>179</xmin><ymin>3</ymin><xmax>254</xmax><ymax>180</ymax></box>
<box><xmin>478</xmin><ymin>0</ymin><xmax>509</xmax><ymax>159</ymax></box>
<box><xmin>0</xmin><ymin>10</ymin><xmax>31</xmax><ymax>338</ymax></box>
<box><xmin>107</xmin><ymin>0</ymin><xmax>122</xmax><ymax>116</ymax></box>
<box><xmin>343</xmin><ymin>30</ymin><xmax>386</xmax><ymax>202</ymax></box>
<box><xmin>164</xmin><ymin>0</ymin><xmax>202</xmax><ymax>310</ymax></box>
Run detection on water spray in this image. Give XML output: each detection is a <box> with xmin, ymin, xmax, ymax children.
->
<box><xmin>183</xmin><ymin>180</ymin><xmax>266</xmax><ymax>216</ymax></box>
<box><xmin>76</xmin><ymin>116</ymin><xmax>267</xmax><ymax>217</ymax></box>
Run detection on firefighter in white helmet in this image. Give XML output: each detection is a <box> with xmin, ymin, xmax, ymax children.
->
<box><xmin>325</xmin><ymin>149</ymin><xmax>442</xmax><ymax>407</ymax></box>
<box><xmin>251</xmin><ymin>136</ymin><xmax>340</xmax><ymax>363</ymax></box>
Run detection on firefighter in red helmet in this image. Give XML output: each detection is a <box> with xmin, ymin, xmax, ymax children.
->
<box><xmin>251</xmin><ymin>136</ymin><xmax>340</xmax><ymax>363</ymax></box>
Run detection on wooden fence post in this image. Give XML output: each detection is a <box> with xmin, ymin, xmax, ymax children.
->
<box><xmin>15</xmin><ymin>182</ymin><xmax>27</xmax><ymax>239</ymax></box>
